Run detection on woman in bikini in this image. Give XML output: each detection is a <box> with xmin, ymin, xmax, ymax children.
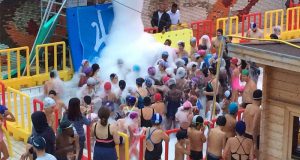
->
<box><xmin>204</xmin><ymin>67</ymin><xmax>220</xmax><ymax>116</ymax></box>
<box><xmin>145</xmin><ymin>113</ymin><xmax>169</xmax><ymax>160</ymax></box>
<box><xmin>223</xmin><ymin>121</ymin><xmax>254</xmax><ymax>160</ymax></box>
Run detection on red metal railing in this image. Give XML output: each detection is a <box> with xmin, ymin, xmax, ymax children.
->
<box><xmin>0</xmin><ymin>81</ymin><xmax>5</xmax><ymax>106</ymax></box>
<box><xmin>237</xmin><ymin>109</ymin><xmax>245</xmax><ymax>121</ymax></box>
<box><xmin>241</xmin><ymin>12</ymin><xmax>262</xmax><ymax>37</ymax></box>
<box><xmin>190</xmin><ymin>20</ymin><xmax>213</xmax><ymax>46</ymax></box>
<box><xmin>85</xmin><ymin>126</ymin><xmax>92</xmax><ymax>160</ymax></box>
<box><xmin>290</xmin><ymin>0</ymin><xmax>300</xmax><ymax>7</ymax></box>
<box><xmin>144</xmin><ymin>27</ymin><xmax>158</xmax><ymax>34</ymax></box>
<box><xmin>164</xmin><ymin>128</ymin><xmax>180</xmax><ymax>160</ymax></box>
<box><xmin>139</xmin><ymin>130</ymin><xmax>146</xmax><ymax>160</ymax></box>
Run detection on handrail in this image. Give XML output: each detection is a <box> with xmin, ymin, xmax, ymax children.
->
<box><xmin>164</xmin><ymin>128</ymin><xmax>180</xmax><ymax>160</ymax></box>
<box><xmin>139</xmin><ymin>129</ymin><xmax>146</xmax><ymax>160</ymax></box>
<box><xmin>117</xmin><ymin>132</ymin><xmax>130</xmax><ymax>160</ymax></box>
<box><xmin>229</xmin><ymin>35</ymin><xmax>300</xmax><ymax>49</ymax></box>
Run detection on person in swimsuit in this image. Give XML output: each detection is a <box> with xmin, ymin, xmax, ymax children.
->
<box><xmin>222</xmin><ymin>90</ymin><xmax>232</xmax><ymax>114</ymax></box>
<box><xmin>230</xmin><ymin>57</ymin><xmax>241</xmax><ymax>103</ymax></box>
<box><xmin>241</xmin><ymin>69</ymin><xmax>257</xmax><ymax>108</ymax></box>
<box><xmin>204</xmin><ymin>67</ymin><xmax>220</xmax><ymax>115</ymax></box>
<box><xmin>48</xmin><ymin>90</ymin><xmax>67</xmax><ymax>122</ymax></box>
<box><xmin>135</xmin><ymin>78</ymin><xmax>147</xmax><ymax>109</ymax></box>
<box><xmin>122</xmin><ymin>96</ymin><xmax>139</xmax><ymax>117</ymax></box>
<box><xmin>175</xmin><ymin>67</ymin><xmax>188</xmax><ymax>91</ymax></box>
<box><xmin>223</xmin><ymin>121</ymin><xmax>254</xmax><ymax>160</ymax></box>
<box><xmin>0</xmin><ymin>105</ymin><xmax>15</xmax><ymax>160</ymax></box>
<box><xmin>224</xmin><ymin>102</ymin><xmax>238</xmax><ymax>140</ymax></box>
<box><xmin>176</xmin><ymin>41</ymin><xmax>189</xmax><ymax>58</ymax></box>
<box><xmin>43</xmin><ymin>97</ymin><xmax>56</xmax><ymax>131</ymax></box>
<box><xmin>92</xmin><ymin>107</ymin><xmax>120</xmax><ymax>160</ymax></box>
<box><xmin>145</xmin><ymin>113</ymin><xmax>169</xmax><ymax>160</ymax></box>
<box><xmin>207</xmin><ymin>116</ymin><xmax>227</xmax><ymax>160</ymax></box>
<box><xmin>151</xmin><ymin>93</ymin><xmax>166</xmax><ymax>119</ymax></box>
<box><xmin>145</xmin><ymin>78</ymin><xmax>156</xmax><ymax>102</ymax></box>
<box><xmin>140</xmin><ymin>96</ymin><xmax>155</xmax><ymax>128</ymax></box>
<box><xmin>188</xmin><ymin>115</ymin><xmax>206</xmax><ymax>160</ymax></box>
<box><xmin>190</xmin><ymin>37</ymin><xmax>198</xmax><ymax>57</ymax></box>
<box><xmin>175</xmin><ymin>130</ymin><xmax>190</xmax><ymax>160</ymax></box>
<box><xmin>175</xmin><ymin>101</ymin><xmax>193</xmax><ymax>133</ymax></box>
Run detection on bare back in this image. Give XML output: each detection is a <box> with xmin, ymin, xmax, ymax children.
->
<box><xmin>224</xmin><ymin>114</ymin><xmax>237</xmax><ymax>138</ymax></box>
<box><xmin>151</xmin><ymin>102</ymin><xmax>166</xmax><ymax>116</ymax></box>
<box><xmin>188</xmin><ymin>127</ymin><xmax>206</xmax><ymax>151</ymax></box>
<box><xmin>226</xmin><ymin>136</ymin><xmax>253</xmax><ymax>160</ymax></box>
<box><xmin>244</xmin><ymin>104</ymin><xmax>260</xmax><ymax>135</ymax></box>
<box><xmin>242</xmin><ymin>79</ymin><xmax>256</xmax><ymax>104</ymax></box>
<box><xmin>207</xmin><ymin>127</ymin><xmax>226</xmax><ymax>157</ymax></box>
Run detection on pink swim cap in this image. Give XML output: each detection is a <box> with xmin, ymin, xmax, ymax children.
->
<box><xmin>183</xmin><ymin>101</ymin><xmax>192</xmax><ymax>109</ymax></box>
<box><xmin>197</xmin><ymin>50</ymin><xmax>206</xmax><ymax>56</ymax></box>
<box><xmin>162</xmin><ymin>76</ymin><xmax>170</xmax><ymax>84</ymax></box>
<box><xmin>148</xmin><ymin>66</ymin><xmax>156</xmax><ymax>76</ymax></box>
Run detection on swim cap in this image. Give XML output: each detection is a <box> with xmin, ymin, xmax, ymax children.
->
<box><xmin>148</xmin><ymin>66</ymin><xmax>156</xmax><ymax>76</ymax></box>
<box><xmin>154</xmin><ymin>93</ymin><xmax>162</xmax><ymax>102</ymax></box>
<box><xmin>162</xmin><ymin>51</ymin><xmax>169</xmax><ymax>58</ymax></box>
<box><xmin>136</xmin><ymin>77</ymin><xmax>145</xmax><ymax>86</ymax></box>
<box><xmin>83</xmin><ymin>67</ymin><xmax>92</xmax><ymax>75</ymax></box>
<box><xmin>178</xmin><ymin>41</ymin><xmax>185</xmax><ymax>47</ymax></box>
<box><xmin>159</xmin><ymin>61</ymin><xmax>168</xmax><ymax>69</ymax></box>
<box><xmin>119</xmin><ymin>80</ymin><xmax>126</xmax><ymax>90</ymax></box>
<box><xmin>190</xmin><ymin>37</ymin><xmax>197</xmax><ymax>43</ymax></box>
<box><xmin>224</xmin><ymin>90</ymin><xmax>232</xmax><ymax>100</ymax></box>
<box><xmin>102</xmin><ymin>101</ymin><xmax>115</xmax><ymax>112</ymax></box>
<box><xmin>235</xmin><ymin>121</ymin><xmax>246</xmax><ymax>135</ymax></box>
<box><xmin>151</xmin><ymin>113</ymin><xmax>163</xmax><ymax>125</ymax></box>
<box><xmin>175</xmin><ymin>59</ymin><xmax>185</xmax><ymax>68</ymax></box>
<box><xmin>192</xmin><ymin>115</ymin><xmax>204</xmax><ymax>125</ymax></box>
<box><xmin>216</xmin><ymin>115</ymin><xmax>226</xmax><ymax>126</ymax></box>
<box><xmin>104</xmin><ymin>82</ymin><xmax>112</xmax><ymax>91</ymax></box>
<box><xmin>181</xmin><ymin>57</ymin><xmax>189</xmax><ymax>65</ymax></box>
<box><xmin>145</xmin><ymin>78</ymin><xmax>153</xmax><ymax>88</ymax></box>
<box><xmin>168</xmin><ymin>78</ymin><xmax>176</xmax><ymax>87</ymax></box>
<box><xmin>241</xmin><ymin>69</ymin><xmax>249</xmax><ymax>76</ymax></box>
<box><xmin>129</xmin><ymin>111</ymin><xmax>139</xmax><ymax>120</ymax></box>
<box><xmin>250</xmin><ymin>22</ymin><xmax>257</xmax><ymax>29</ymax></box>
<box><xmin>162</xmin><ymin>76</ymin><xmax>170</xmax><ymax>84</ymax></box>
<box><xmin>183</xmin><ymin>100</ymin><xmax>192</xmax><ymax>109</ymax></box>
<box><xmin>176</xmin><ymin>130</ymin><xmax>188</xmax><ymax>140</ymax></box>
<box><xmin>128</xmin><ymin>96</ymin><xmax>136</xmax><ymax>106</ymax></box>
<box><xmin>32</xmin><ymin>136</ymin><xmax>46</xmax><ymax>150</ymax></box>
<box><xmin>253</xmin><ymin>89</ymin><xmax>262</xmax><ymax>100</ymax></box>
<box><xmin>43</xmin><ymin>97</ymin><xmax>56</xmax><ymax>109</ymax></box>
<box><xmin>229</xmin><ymin>102</ymin><xmax>238</xmax><ymax>115</ymax></box>
<box><xmin>230</xmin><ymin>57</ymin><xmax>238</xmax><ymax>65</ymax></box>
<box><xmin>143</xmin><ymin>96</ymin><xmax>152</xmax><ymax>106</ymax></box>
<box><xmin>197</xmin><ymin>50</ymin><xmax>206</xmax><ymax>56</ymax></box>
<box><xmin>133</xmin><ymin>65</ymin><xmax>141</xmax><ymax>72</ymax></box>
<box><xmin>87</xmin><ymin>77</ymin><xmax>97</xmax><ymax>86</ymax></box>
<box><xmin>176</xmin><ymin>67</ymin><xmax>186</xmax><ymax>79</ymax></box>
<box><xmin>194</xmin><ymin>53</ymin><xmax>200</xmax><ymax>59</ymax></box>
<box><xmin>0</xmin><ymin>105</ymin><xmax>7</xmax><ymax>115</ymax></box>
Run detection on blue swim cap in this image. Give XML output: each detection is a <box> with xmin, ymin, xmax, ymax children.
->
<box><xmin>151</xmin><ymin>113</ymin><xmax>162</xmax><ymax>125</ymax></box>
<box><xmin>229</xmin><ymin>102</ymin><xmax>238</xmax><ymax>115</ymax></box>
<box><xmin>128</xmin><ymin>96</ymin><xmax>136</xmax><ymax>106</ymax></box>
<box><xmin>145</xmin><ymin>78</ymin><xmax>153</xmax><ymax>88</ymax></box>
<box><xmin>162</xmin><ymin>51</ymin><xmax>169</xmax><ymax>57</ymax></box>
<box><xmin>133</xmin><ymin>65</ymin><xmax>141</xmax><ymax>72</ymax></box>
<box><xmin>236</xmin><ymin>121</ymin><xmax>246</xmax><ymax>135</ymax></box>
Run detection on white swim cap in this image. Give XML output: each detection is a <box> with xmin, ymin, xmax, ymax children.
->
<box><xmin>87</xmin><ymin>77</ymin><xmax>97</xmax><ymax>86</ymax></box>
<box><xmin>43</xmin><ymin>97</ymin><xmax>56</xmax><ymax>109</ymax></box>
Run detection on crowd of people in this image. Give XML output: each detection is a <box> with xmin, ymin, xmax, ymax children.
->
<box><xmin>16</xmin><ymin>26</ymin><xmax>265</xmax><ymax>160</ymax></box>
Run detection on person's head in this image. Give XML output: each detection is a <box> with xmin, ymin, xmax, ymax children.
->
<box><xmin>164</xmin><ymin>39</ymin><xmax>172</xmax><ymax>46</ymax></box>
<box><xmin>148</xmin><ymin>66</ymin><xmax>156</xmax><ymax>76</ymax></box>
<box><xmin>217</xmin><ymin>29</ymin><xmax>223</xmax><ymax>37</ymax></box>
<box><xmin>176</xmin><ymin>130</ymin><xmax>188</xmax><ymax>143</ymax></box>
<box><xmin>87</xmin><ymin>77</ymin><xmax>97</xmax><ymax>89</ymax></box>
<box><xmin>253</xmin><ymin>89</ymin><xmax>262</xmax><ymax>105</ymax></box>
<box><xmin>158</xmin><ymin>0</ymin><xmax>167</xmax><ymax>12</ymax></box>
<box><xmin>216</xmin><ymin>115</ymin><xmax>226</xmax><ymax>128</ymax></box>
<box><xmin>228</xmin><ymin>102</ymin><xmax>238</xmax><ymax>115</ymax></box>
<box><xmin>104</xmin><ymin>82</ymin><xmax>112</xmax><ymax>92</ymax></box>
<box><xmin>241</xmin><ymin>69</ymin><xmax>250</xmax><ymax>82</ymax></box>
<box><xmin>176</xmin><ymin>67</ymin><xmax>186</xmax><ymax>79</ymax></box>
<box><xmin>136</xmin><ymin>77</ymin><xmax>145</xmax><ymax>87</ymax></box>
<box><xmin>84</xmin><ymin>96</ymin><xmax>92</xmax><ymax>105</ymax></box>
<box><xmin>151</xmin><ymin>113</ymin><xmax>163</xmax><ymax>126</ymax></box>
<box><xmin>192</xmin><ymin>115</ymin><xmax>204</xmax><ymax>130</ymax></box>
<box><xmin>32</xmin><ymin>136</ymin><xmax>46</xmax><ymax>153</ymax></box>
<box><xmin>43</xmin><ymin>97</ymin><xmax>56</xmax><ymax>114</ymax></box>
<box><xmin>162</xmin><ymin>51</ymin><xmax>169</xmax><ymax>61</ymax></box>
<box><xmin>190</xmin><ymin>37</ymin><xmax>197</xmax><ymax>47</ymax></box>
<box><xmin>81</xmin><ymin>59</ymin><xmax>89</xmax><ymax>67</ymax></box>
<box><xmin>145</xmin><ymin>78</ymin><xmax>153</xmax><ymax>88</ymax></box>
<box><xmin>59</xmin><ymin>120</ymin><xmax>74</xmax><ymax>136</ymax></box>
<box><xmin>67</xmin><ymin>98</ymin><xmax>81</xmax><ymax>121</ymax></box>
<box><xmin>127</xmin><ymin>96</ymin><xmax>136</xmax><ymax>107</ymax></box>
<box><xmin>31</xmin><ymin>111</ymin><xmax>49</xmax><ymax>133</ymax></box>
<box><xmin>110</xmin><ymin>73</ymin><xmax>118</xmax><ymax>84</ymax></box>
<box><xmin>48</xmin><ymin>90</ymin><xmax>57</xmax><ymax>99</ymax></box>
<box><xmin>143</xmin><ymin>96</ymin><xmax>152</xmax><ymax>107</ymax></box>
<box><xmin>98</xmin><ymin>106</ymin><xmax>110</xmax><ymax>126</ymax></box>
<box><xmin>50</xmin><ymin>70</ymin><xmax>56</xmax><ymax>79</ymax></box>
<box><xmin>250</xmin><ymin>22</ymin><xmax>257</xmax><ymax>32</ymax></box>
<box><xmin>230</xmin><ymin>57</ymin><xmax>238</xmax><ymax>68</ymax></box>
<box><xmin>270</xmin><ymin>34</ymin><xmax>279</xmax><ymax>39</ymax></box>
<box><xmin>191</xmin><ymin>63</ymin><xmax>197</xmax><ymax>72</ymax></box>
<box><xmin>119</xmin><ymin>80</ymin><xmax>126</xmax><ymax>90</ymax></box>
<box><xmin>178</xmin><ymin>41</ymin><xmax>185</xmax><ymax>50</ymax></box>
<box><xmin>226</xmin><ymin>36</ymin><xmax>233</xmax><ymax>43</ymax></box>
<box><xmin>154</xmin><ymin>93</ymin><xmax>162</xmax><ymax>102</ymax></box>
<box><xmin>117</xmin><ymin>59</ymin><xmax>124</xmax><ymax>68</ymax></box>
<box><xmin>162</xmin><ymin>75</ymin><xmax>170</xmax><ymax>85</ymax></box>
<box><xmin>159</xmin><ymin>61</ymin><xmax>168</xmax><ymax>71</ymax></box>
<box><xmin>128</xmin><ymin>111</ymin><xmax>139</xmax><ymax>123</ymax></box>
<box><xmin>183</xmin><ymin>100</ymin><xmax>192</xmax><ymax>111</ymax></box>
<box><xmin>181</xmin><ymin>57</ymin><xmax>189</xmax><ymax>66</ymax></box>
<box><xmin>235</xmin><ymin>121</ymin><xmax>246</xmax><ymax>136</ymax></box>
<box><xmin>208</xmin><ymin>67</ymin><xmax>217</xmax><ymax>78</ymax></box>
<box><xmin>91</xmin><ymin>63</ymin><xmax>100</xmax><ymax>76</ymax></box>
<box><xmin>224</xmin><ymin>90</ymin><xmax>232</xmax><ymax>100</ymax></box>
<box><xmin>171</xmin><ymin>3</ymin><xmax>178</xmax><ymax>13</ymax></box>
<box><xmin>168</xmin><ymin>78</ymin><xmax>176</xmax><ymax>89</ymax></box>
<box><xmin>273</xmin><ymin>26</ymin><xmax>281</xmax><ymax>35</ymax></box>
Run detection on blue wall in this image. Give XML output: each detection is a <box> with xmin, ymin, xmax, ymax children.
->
<box><xmin>66</xmin><ymin>3</ymin><xmax>114</xmax><ymax>71</ymax></box>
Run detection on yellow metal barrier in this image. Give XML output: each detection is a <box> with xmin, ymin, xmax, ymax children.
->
<box><xmin>6</xmin><ymin>87</ymin><xmax>31</xmax><ymax>143</ymax></box>
<box><xmin>153</xmin><ymin>29</ymin><xmax>193</xmax><ymax>52</ymax></box>
<box><xmin>170</xmin><ymin>23</ymin><xmax>189</xmax><ymax>31</ymax></box>
<box><xmin>282</xmin><ymin>6</ymin><xmax>300</xmax><ymax>40</ymax></box>
<box><xmin>216</xmin><ymin>16</ymin><xmax>239</xmax><ymax>36</ymax></box>
<box><xmin>2</xmin><ymin>126</ymin><xmax>12</xmax><ymax>157</ymax></box>
<box><xmin>116</xmin><ymin>132</ymin><xmax>129</xmax><ymax>160</ymax></box>
<box><xmin>264</xmin><ymin>9</ymin><xmax>284</xmax><ymax>38</ymax></box>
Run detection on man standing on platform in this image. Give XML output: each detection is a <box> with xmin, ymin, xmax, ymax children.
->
<box><xmin>151</xmin><ymin>1</ymin><xmax>171</xmax><ymax>33</ymax></box>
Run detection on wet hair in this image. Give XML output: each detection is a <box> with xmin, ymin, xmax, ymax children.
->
<box><xmin>110</xmin><ymin>73</ymin><xmax>117</xmax><ymax>81</ymax></box>
<box><xmin>84</xmin><ymin>96</ymin><xmax>92</xmax><ymax>105</ymax></box>
<box><xmin>202</xmin><ymin>68</ymin><xmax>209</xmax><ymax>77</ymax></box>
<box><xmin>67</xmin><ymin>98</ymin><xmax>82</xmax><ymax>121</ymax></box>
<box><xmin>119</xmin><ymin>80</ymin><xmax>126</xmax><ymax>90</ymax></box>
<box><xmin>176</xmin><ymin>130</ymin><xmax>187</xmax><ymax>140</ymax></box>
<box><xmin>143</xmin><ymin>96</ymin><xmax>152</xmax><ymax>106</ymax></box>
<box><xmin>164</xmin><ymin>39</ymin><xmax>172</xmax><ymax>46</ymax></box>
<box><xmin>91</xmin><ymin>63</ymin><xmax>100</xmax><ymax>76</ymax></box>
<box><xmin>48</xmin><ymin>90</ymin><xmax>57</xmax><ymax>96</ymax></box>
<box><xmin>209</xmin><ymin>67</ymin><xmax>217</xmax><ymax>75</ymax></box>
<box><xmin>98</xmin><ymin>107</ymin><xmax>110</xmax><ymax>126</ymax></box>
<box><xmin>136</xmin><ymin>78</ymin><xmax>145</xmax><ymax>87</ymax></box>
<box><xmin>216</xmin><ymin>115</ymin><xmax>226</xmax><ymax>126</ymax></box>
<box><xmin>50</xmin><ymin>71</ymin><xmax>56</xmax><ymax>78</ymax></box>
<box><xmin>217</xmin><ymin>29</ymin><xmax>223</xmax><ymax>35</ymax></box>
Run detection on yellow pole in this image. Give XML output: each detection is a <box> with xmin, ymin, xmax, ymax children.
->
<box><xmin>26</xmin><ymin>97</ymin><xmax>31</xmax><ymax>131</ymax></box>
<box><xmin>45</xmin><ymin>47</ymin><xmax>48</xmax><ymax>73</ymax></box>
<box><xmin>54</xmin><ymin>44</ymin><xmax>58</xmax><ymax>70</ymax></box>
<box><xmin>297</xmin><ymin>9</ymin><xmax>300</xmax><ymax>29</ymax></box>
<box><xmin>63</xmin><ymin>42</ymin><xmax>66</xmax><ymax>70</ymax></box>
<box><xmin>7</xmin><ymin>51</ymin><xmax>11</xmax><ymax>79</ymax></box>
<box><xmin>36</xmin><ymin>46</ymin><xmax>40</xmax><ymax>75</ymax></box>
<box><xmin>264</xmin><ymin>12</ymin><xmax>268</xmax><ymax>38</ymax></box>
<box><xmin>13</xmin><ymin>91</ymin><xmax>18</xmax><ymax>124</ymax></box>
<box><xmin>7</xmin><ymin>89</ymin><xmax>11</xmax><ymax>111</ymax></box>
<box><xmin>20</xmin><ymin>95</ymin><xmax>25</xmax><ymax>129</ymax></box>
<box><xmin>17</xmin><ymin>50</ymin><xmax>21</xmax><ymax>78</ymax></box>
<box><xmin>26</xmin><ymin>47</ymin><xmax>30</xmax><ymax>76</ymax></box>
<box><xmin>2</xmin><ymin>126</ymin><xmax>12</xmax><ymax>156</ymax></box>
